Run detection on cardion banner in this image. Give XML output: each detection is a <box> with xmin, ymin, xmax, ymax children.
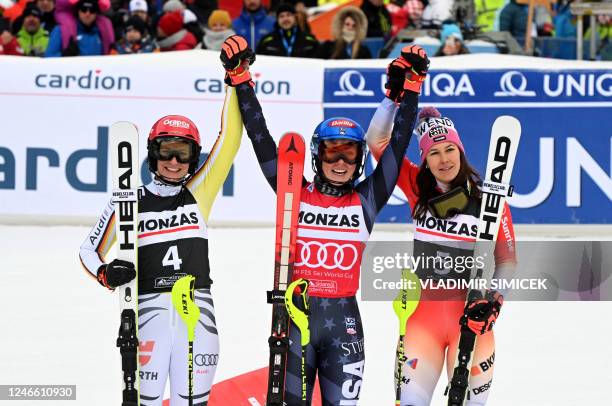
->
<box><xmin>0</xmin><ymin>53</ymin><xmax>610</xmax><ymax>224</ymax></box>
<box><xmin>0</xmin><ymin>51</ymin><xmax>323</xmax><ymax>224</ymax></box>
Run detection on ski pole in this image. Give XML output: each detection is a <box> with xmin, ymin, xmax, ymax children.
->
<box><xmin>284</xmin><ymin>278</ymin><xmax>311</xmax><ymax>406</ymax></box>
<box><xmin>393</xmin><ymin>268</ymin><xmax>421</xmax><ymax>405</ymax></box>
<box><xmin>172</xmin><ymin>275</ymin><xmax>200</xmax><ymax>406</ymax></box>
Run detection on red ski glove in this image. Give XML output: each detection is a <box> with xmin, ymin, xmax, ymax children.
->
<box><xmin>461</xmin><ymin>291</ymin><xmax>504</xmax><ymax>335</ymax></box>
<box><xmin>220</xmin><ymin>35</ymin><xmax>256</xmax><ymax>87</ymax></box>
<box><xmin>400</xmin><ymin>44</ymin><xmax>429</xmax><ymax>94</ymax></box>
<box><xmin>385</xmin><ymin>56</ymin><xmax>412</xmax><ymax>103</ymax></box>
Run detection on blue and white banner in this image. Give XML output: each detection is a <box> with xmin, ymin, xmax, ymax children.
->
<box><xmin>0</xmin><ymin>52</ymin><xmax>610</xmax><ymax>224</ymax></box>
<box><xmin>324</xmin><ymin>64</ymin><xmax>612</xmax><ymax>224</ymax></box>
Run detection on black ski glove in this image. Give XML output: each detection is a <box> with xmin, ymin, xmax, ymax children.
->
<box><xmin>461</xmin><ymin>290</ymin><xmax>503</xmax><ymax>335</ymax></box>
<box><xmin>97</xmin><ymin>259</ymin><xmax>136</xmax><ymax>290</ymax></box>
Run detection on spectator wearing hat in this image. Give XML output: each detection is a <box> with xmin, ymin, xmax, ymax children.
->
<box><xmin>233</xmin><ymin>0</ymin><xmax>275</xmax><ymax>49</ymax></box>
<box><xmin>157</xmin><ymin>10</ymin><xmax>197</xmax><ymax>51</ymax></box>
<box><xmin>36</xmin><ymin>0</ymin><xmax>57</xmax><ymax>31</ymax></box>
<box><xmin>202</xmin><ymin>9</ymin><xmax>234</xmax><ymax>51</ymax></box>
<box><xmin>129</xmin><ymin>0</ymin><xmax>149</xmax><ymax>25</ymax></box>
<box><xmin>316</xmin><ymin>6</ymin><xmax>371</xmax><ymax>59</ymax></box>
<box><xmin>17</xmin><ymin>3</ymin><xmax>49</xmax><ymax>56</ymax></box>
<box><xmin>111</xmin><ymin>15</ymin><xmax>158</xmax><ymax>54</ymax></box>
<box><xmin>11</xmin><ymin>0</ymin><xmax>57</xmax><ymax>34</ymax></box>
<box><xmin>434</xmin><ymin>22</ymin><xmax>469</xmax><ymax>56</ymax></box>
<box><xmin>256</xmin><ymin>3</ymin><xmax>318</xmax><ymax>57</ymax></box>
<box><xmin>0</xmin><ymin>17</ymin><xmax>23</xmax><ymax>55</ymax></box>
<box><xmin>44</xmin><ymin>0</ymin><xmax>114</xmax><ymax>56</ymax></box>
<box><xmin>161</xmin><ymin>0</ymin><xmax>204</xmax><ymax>44</ymax></box>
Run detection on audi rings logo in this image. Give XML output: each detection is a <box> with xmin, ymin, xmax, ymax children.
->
<box><xmin>334</xmin><ymin>70</ymin><xmax>375</xmax><ymax>97</ymax></box>
<box><xmin>296</xmin><ymin>241</ymin><xmax>359</xmax><ymax>270</ymax></box>
<box><xmin>494</xmin><ymin>71</ymin><xmax>536</xmax><ymax>97</ymax></box>
<box><xmin>195</xmin><ymin>353</ymin><xmax>219</xmax><ymax>367</ymax></box>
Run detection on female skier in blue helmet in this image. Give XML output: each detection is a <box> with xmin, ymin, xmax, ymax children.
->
<box><xmin>220</xmin><ymin>35</ymin><xmax>429</xmax><ymax>404</ymax></box>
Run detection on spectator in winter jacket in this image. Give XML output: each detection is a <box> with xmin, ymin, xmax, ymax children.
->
<box><xmin>256</xmin><ymin>3</ymin><xmax>318</xmax><ymax>57</ymax></box>
<box><xmin>387</xmin><ymin>0</ymin><xmax>424</xmax><ymax>35</ymax></box>
<box><xmin>434</xmin><ymin>22</ymin><xmax>470</xmax><ymax>56</ymax></box>
<box><xmin>499</xmin><ymin>0</ymin><xmax>528</xmax><ymax>41</ymax></box>
<box><xmin>421</xmin><ymin>0</ymin><xmax>453</xmax><ymax>28</ymax></box>
<box><xmin>11</xmin><ymin>0</ymin><xmax>57</xmax><ymax>34</ymax></box>
<box><xmin>361</xmin><ymin>0</ymin><xmax>392</xmax><ymax>38</ymax></box>
<box><xmin>203</xmin><ymin>9</ymin><xmax>235</xmax><ymax>51</ymax></box>
<box><xmin>44</xmin><ymin>0</ymin><xmax>114</xmax><ymax>57</ymax></box>
<box><xmin>37</xmin><ymin>0</ymin><xmax>57</xmax><ymax>31</ymax></box>
<box><xmin>162</xmin><ymin>0</ymin><xmax>204</xmax><ymax>44</ymax></box>
<box><xmin>0</xmin><ymin>17</ymin><xmax>23</xmax><ymax>55</ymax></box>
<box><xmin>552</xmin><ymin>0</ymin><xmax>577</xmax><ymax>39</ymax></box>
<box><xmin>232</xmin><ymin>0</ymin><xmax>275</xmax><ymax>49</ymax></box>
<box><xmin>316</xmin><ymin>6</ymin><xmax>371</xmax><ymax>59</ymax></box>
<box><xmin>16</xmin><ymin>3</ymin><xmax>49</xmax><ymax>56</ymax></box>
<box><xmin>129</xmin><ymin>0</ymin><xmax>150</xmax><ymax>28</ymax></box>
<box><xmin>475</xmin><ymin>0</ymin><xmax>505</xmax><ymax>32</ymax></box>
<box><xmin>111</xmin><ymin>15</ymin><xmax>158</xmax><ymax>54</ymax></box>
<box><xmin>157</xmin><ymin>10</ymin><xmax>197</xmax><ymax>51</ymax></box>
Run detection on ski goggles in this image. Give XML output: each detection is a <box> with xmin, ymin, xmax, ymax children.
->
<box><xmin>319</xmin><ymin>141</ymin><xmax>360</xmax><ymax>164</ymax></box>
<box><xmin>151</xmin><ymin>138</ymin><xmax>198</xmax><ymax>163</ymax></box>
<box><xmin>427</xmin><ymin>186</ymin><xmax>469</xmax><ymax>219</ymax></box>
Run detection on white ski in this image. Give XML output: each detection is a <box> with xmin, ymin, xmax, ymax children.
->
<box><xmin>110</xmin><ymin>122</ymin><xmax>140</xmax><ymax>406</ymax></box>
<box><xmin>446</xmin><ymin>116</ymin><xmax>522</xmax><ymax>406</ymax></box>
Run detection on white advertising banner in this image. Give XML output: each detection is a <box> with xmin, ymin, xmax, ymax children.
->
<box><xmin>0</xmin><ymin>50</ymin><xmax>324</xmax><ymax>224</ymax></box>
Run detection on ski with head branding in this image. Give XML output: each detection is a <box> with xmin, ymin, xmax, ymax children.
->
<box><xmin>446</xmin><ymin>116</ymin><xmax>521</xmax><ymax>406</ymax></box>
<box><xmin>266</xmin><ymin>132</ymin><xmax>306</xmax><ymax>406</ymax></box>
<box><xmin>110</xmin><ymin>122</ymin><xmax>140</xmax><ymax>406</ymax></box>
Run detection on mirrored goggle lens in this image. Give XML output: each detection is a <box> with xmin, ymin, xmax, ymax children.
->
<box><xmin>155</xmin><ymin>140</ymin><xmax>195</xmax><ymax>163</ymax></box>
<box><xmin>427</xmin><ymin>187</ymin><xmax>469</xmax><ymax>219</ymax></box>
<box><xmin>320</xmin><ymin>142</ymin><xmax>359</xmax><ymax>164</ymax></box>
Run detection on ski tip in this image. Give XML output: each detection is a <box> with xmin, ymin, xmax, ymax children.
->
<box><xmin>492</xmin><ymin>116</ymin><xmax>521</xmax><ymax>135</ymax></box>
<box><xmin>110</xmin><ymin>121</ymin><xmax>139</xmax><ymax>133</ymax></box>
<box><xmin>281</xmin><ymin>132</ymin><xmax>304</xmax><ymax>140</ymax></box>
<box><xmin>279</xmin><ymin>132</ymin><xmax>306</xmax><ymax>151</ymax></box>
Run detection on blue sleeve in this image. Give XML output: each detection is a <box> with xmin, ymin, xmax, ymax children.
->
<box><xmin>356</xmin><ymin>92</ymin><xmax>419</xmax><ymax>232</ymax></box>
<box><xmin>44</xmin><ymin>26</ymin><xmax>63</xmax><ymax>57</ymax></box>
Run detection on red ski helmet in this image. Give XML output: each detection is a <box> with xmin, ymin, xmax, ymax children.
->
<box><xmin>147</xmin><ymin>115</ymin><xmax>202</xmax><ymax>184</ymax></box>
<box><xmin>148</xmin><ymin>115</ymin><xmax>201</xmax><ymax>145</ymax></box>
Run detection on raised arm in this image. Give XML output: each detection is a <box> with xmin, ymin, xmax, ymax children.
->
<box><xmin>187</xmin><ymin>86</ymin><xmax>243</xmax><ymax>222</ymax></box>
<box><xmin>235</xmin><ymin>82</ymin><xmax>280</xmax><ymax>192</ymax></box>
<box><xmin>356</xmin><ymin>46</ymin><xmax>430</xmax><ymax>227</ymax></box>
<box><xmin>366</xmin><ymin>96</ymin><xmax>420</xmax><ymax>208</ymax></box>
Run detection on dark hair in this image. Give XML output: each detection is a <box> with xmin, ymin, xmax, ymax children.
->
<box><xmin>412</xmin><ymin>149</ymin><xmax>481</xmax><ymax>220</ymax></box>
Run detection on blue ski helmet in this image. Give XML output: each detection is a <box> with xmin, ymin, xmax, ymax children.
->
<box><xmin>310</xmin><ymin>117</ymin><xmax>367</xmax><ymax>181</ymax></box>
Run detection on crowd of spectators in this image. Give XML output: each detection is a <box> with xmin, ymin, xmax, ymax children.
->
<box><xmin>0</xmin><ymin>0</ymin><xmax>610</xmax><ymax>59</ymax></box>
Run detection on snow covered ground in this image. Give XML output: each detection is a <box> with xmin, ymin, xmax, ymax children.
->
<box><xmin>1</xmin><ymin>225</ymin><xmax>610</xmax><ymax>405</ymax></box>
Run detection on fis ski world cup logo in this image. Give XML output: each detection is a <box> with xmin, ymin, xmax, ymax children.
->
<box><xmin>345</xmin><ymin>317</ymin><xmax>357</xmax><ymax>335</ymax></box>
